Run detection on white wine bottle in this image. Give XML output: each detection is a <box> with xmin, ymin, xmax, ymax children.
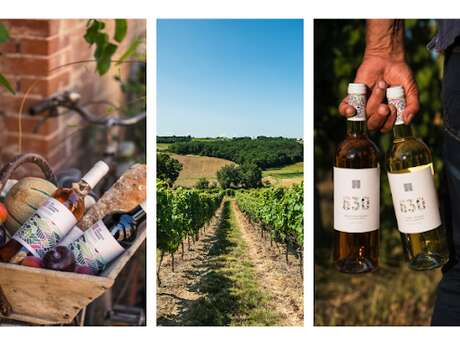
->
<box><xmin>386</xmin><ymin>86</ymin><xmax>448</xmax><ymax>270</ymax></box>
<box><xmin>334</xmin><ymin>83</ymin><xmax>380</xmax><ymax>273</ymax></box>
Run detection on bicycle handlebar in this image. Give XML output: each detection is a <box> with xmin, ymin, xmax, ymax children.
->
<box><xmin>29</xmin><ymin>91</ymin><xmax>146</xmax><ymax>128</ymax></box>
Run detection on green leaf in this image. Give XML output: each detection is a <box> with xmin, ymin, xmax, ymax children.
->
<box><xmin>0</xmin><ymin>73</ymin><xmax>15</xmax><ymax>94</ymax></box>
<box><xmin>0</xmin><ymin>23</ymin><xmax>9</xmax><ymax>44</ymax></box>
<box><xmin>114</xmin><ymin>19</ymin><xmax>127</xmax><ymax>43</ymax></box>
<box><xmin>97</xmin><ymin>43</ymin><xmax>117</xmax><ymax>75</ymax></box>
<box><xmin>116</xmin><ymin>36</ymin><xmax>141</xmax><ymax>65</ymax></box>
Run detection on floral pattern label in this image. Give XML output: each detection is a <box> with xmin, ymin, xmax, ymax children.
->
<box><xmin>389</xmin><ymin>97</ymin><xmax>405</xmax><ymax>125</ymax></box>
<box><xmin>69</xmin><ymin>220</ymin><xmax>125</xmax><ymax>274</ymax></box>
<box><xmin>388</xmin><ymin>165</ymin><xmax>441</xmax><ymax>234</ymax></box>
<box><xmin>58</xmin><ymin>225</ymin><xmax>84</xmax><ymax>247</ymax></box>
<box><xmin>334</xmin><ymin>167</ymin><xmax>380</xmax><ymax>232</ymax></box>
<box><xmin>348</xmin><ymin>94</ymin><xmax>366</xmax><ymax>121</ymax></box>
<box><xmin>13</xmin><ymin>198</ymin><xmax>77</xmax><ymax>258</ymax></box>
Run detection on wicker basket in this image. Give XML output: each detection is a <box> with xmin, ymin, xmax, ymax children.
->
<box><xmin>0</xmin><ymin>154</ymin><xmax>146</xmax><ymax>324</ymax></box>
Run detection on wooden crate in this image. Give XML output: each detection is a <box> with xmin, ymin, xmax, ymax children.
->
<box><xmin>0</xmin><ymin>223</ymin><xmax>145</xmax><ymax>325</ymax></box>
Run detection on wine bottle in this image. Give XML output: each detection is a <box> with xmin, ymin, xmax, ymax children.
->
<box><xmin>334</xmin><ymin>83</ymin><xmax>380</xmax><ymax>273</ymax></box>
<box><xmin>68</xmin><ymin>201</ymin><xmax>146</xmax><ymax>274</ymax></box>
<box><xmin>0</xmin><ymin>161</ymin><xmax>109</xmax><ymax>263</ymax></box>
<box><xmin>386</xmin><ymin>86</ymin><xmax>448</xmax><ymax>270</ymax></box>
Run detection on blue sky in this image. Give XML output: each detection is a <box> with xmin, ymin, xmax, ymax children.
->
<box><xmin>157</xmin><ymin>19</ymin><xmax>303</xmax><ymax>138</ymax></box>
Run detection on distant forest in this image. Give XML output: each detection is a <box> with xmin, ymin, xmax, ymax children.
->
<box><xmin>169</xmin><ymin>137</ymin><xmax>303</xmax><ymax>169</ymax></box>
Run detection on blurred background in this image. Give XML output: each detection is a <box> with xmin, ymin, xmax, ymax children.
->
<box><xmin>314</xmin><ymin>19</ymin><xmax>445</xmax><ymax>326</ymax></box>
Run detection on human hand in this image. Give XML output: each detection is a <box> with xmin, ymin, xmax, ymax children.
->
<box><xmin>338</xmin><ymin>19</ymin><xmax>419</xmax><ymax>132</ymax></box>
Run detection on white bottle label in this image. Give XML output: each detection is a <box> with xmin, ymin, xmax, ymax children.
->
<box><xmin>334</xmin><ymin>167</ymin><xmax>380</xmax><ymax>233</ymax></box>
<box><xmin>388</xmin><ymin>165</ymin><xmax>441</xmax><ymax>234</ymax></box>
<box><xmin>13</xmin><ymin>198</ymin><xmax>77</xmax><ymax>258</ymax></box>
<box><xmin>69</xmin><ymin>220</ymin><xmax>125</xmax><ymax>274</ymax></box>
<box><xmin>389</xmin><ymin>97</ymin><xmax>405</xmax><ymax>125</ymax></box>
<box><xmin>347</xmin><ymin>94</ymin><xmax>366</xmax><ymax>121</ymax></box>
<box><xmin>58</xmin><ymin>225</ymin><xmax>84</xmax><ymax>247</ymax></box>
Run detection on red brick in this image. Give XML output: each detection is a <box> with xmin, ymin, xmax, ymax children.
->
<box><xmin>4</xmin><ymin>113</ymin><xmax>60</xmax><ymax>136</ymax></box>
<box><xmin>19</xmin><ymin>35</ymin><xmax>70</xmax><ymax>55</ymax></box>
<box><xmin>0</xmin><ymin>94</ymin><xmax>42</xmax><ymax>116</ymax></box>
<box><xmin>5</xmin><ymin>19</ymin><xmax>60</xmax><ymax>38</ymax></box>
<box><xmin>0</xmin><ymin>56</ymin><xmax>50</xmax><ymax>76</ymax></box>
<box><xmin>0</xmin><ymin>39</ymin><xmax>19</xmax><ymax>54</ymax></box>
<box><xmin>19</xmin><ymin>71</ymin><xmax>71</xmax><ymax>97</ymax></box>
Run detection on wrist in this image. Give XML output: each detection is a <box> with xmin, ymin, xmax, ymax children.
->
<box><xmin>364</xmin><ymin>19</ymin><xmax>405</xmax><ymax>62</ymax></box>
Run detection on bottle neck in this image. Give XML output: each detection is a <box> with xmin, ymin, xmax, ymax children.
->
<box><xmin>346</xmin><ymin>119</ymin><xmax>367</xmax><ymax>137</ymax></box>
<box><xmin>129</xmin><ymin>205</ymin><xmax>146</xmax><ymax>224</ymax></box>
<box><xmin>392</xmin><ymin>122</ymin><xmax>414</xmax><ymax>139</ymax></box>
<box><xmin>71</xmin><ymin>180</ymin><xmax>91</xmax><ymax>197</ymax></box>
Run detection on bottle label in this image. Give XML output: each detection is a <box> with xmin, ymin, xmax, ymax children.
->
<box><xmin>388</xmin><ymin>165</ymin><xmax>441</xmax><ymax>234</ymax></box>
<box><xmin>69</xmin><ymin>220</ymin><xmax>125</xmax><ymax>274</ymax></box>
<box><xmin>58</xmin><ymin>225</ymin><xmax>84</xmax><ymax>247</ymax></box>
<box><xmin>389</xmin><ymin>97</ymin><xmax>405</xmax><ymax>125</ymax></box>
<box><xmin>333</xmin><ymin>167</ymin><xmax>380</xmax><ymax>232</ymax></box>
<box><xmin>13</xmin><ymin>198</ymin><xmax>77</xmax><ymax>258</ymax></box>
<box><xmin>348</xmin><ymin>94</ymin><xmax>366</xmax><ymax>121</ymax></box>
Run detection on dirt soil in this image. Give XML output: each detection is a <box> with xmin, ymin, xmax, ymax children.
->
<box><xmin>231</xmin><ymin>200</ymin><xmax>304</xmax><ymax>326</ymax></box>
<box><xmin>157</xmin><ymin>201</ymin><xmax>304</xmax><ymax>326</ymax></box>
<box><xmin>171</xmin><ymin>154</ymin><xmax>233</xmax><ymax>187</ymax></box>
<box><xmin>156</xmin><ymin>206</ymin><xmax>224</xmax><ymax>325</ymax></box>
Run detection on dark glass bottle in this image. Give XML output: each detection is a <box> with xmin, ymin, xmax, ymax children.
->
<box><xmin>69</xmin><ymin>202</ymin><xmax>146</xmax><ymax>274</ymax></box>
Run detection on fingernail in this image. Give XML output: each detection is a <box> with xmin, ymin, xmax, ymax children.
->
<box><xmin>378</xmin><ymin>80</ymin><xmax>386</xmax><ymax>89</ymax></box>
<box><xmin>346</xmin><ymin>107</ymin><xmax>355</xmax><ymax>116</ymax></box>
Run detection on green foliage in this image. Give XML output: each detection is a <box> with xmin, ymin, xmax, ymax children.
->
<box><xmin>84</xmin><ymin>19</ymin><xmax>133</xmax><ymax>75</ymax></box>
<box><xmin>157</xmin><ymin>153</ymin><xmax>183</xmax><ymax>186</ymax></box>
<box><xmin>0</xmin><ymin>73</ymin><xmax>14</xmax><ymax>94</ymax></box>
<box><xmin>156</xmin><ymin>181</ymin><xmax>224</xmax><ymax>255</ymax></box>
<box><xmin>216</xmin><ymin>163</ymin><xmax>262</xmax><ymax>189</ymax></box>
<box><xmin>240</xmin><ymin>163</ymin><xmax>262</xmax><ymax>188</ymax></box>
<box><xmin>114</xmin><ymin>19</ymin><xmax>128</xmax><ymax>43</ymax></box>
<box><xmin>195</xmin><ymin>177</ymin><xmax>210</xmax><ymax>189</ymax></box>
<box><xmin>0</xmin><ymin>22</ymin><xmax>14</xmax><ymax>94</ymax></box>
<box><xmin>217</xmin><ymin>164</ymin><xmax>242</xmax><ymax>189</ymax></box>
<box><xmin>236</xmin><ymin>183</ymin><xmax>304</xmax><ymax>248</ymax></box>
<box><xmin>171</xmin><ymin>137</ymin><xmax>303</xmax><ymax>169</ymax></box>
<box><xmin>0</xmin><ymin>22</ymin><xmax>9</xmax><ymax>43</ymax></box>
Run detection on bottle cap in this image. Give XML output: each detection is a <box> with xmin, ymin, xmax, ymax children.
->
<box><xmin>82</xmin><ymin>161</ymin><xmax>109</xmax><ymax>189</ymax></box>
<box><xmin>387</xmin><ymin>86</ymin><xmax>405</xmax><ymax>100</ymax></box>
<box><xmin>347</xmin><ymin>83</ymin><xmax>367</xmax><ymax>95</ymax></box>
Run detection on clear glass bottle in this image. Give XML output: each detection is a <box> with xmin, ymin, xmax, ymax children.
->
<box><xmin>0</xmin><ymin>161</ymin><xmax>109</xmax><ymax>263</ymax></box>
<box><xmin>334</xmin><ymin>83</ymin><xmax>380</xmax><ymax>273</ymax></box>
<box><xmin>386</xmin><ymin>86</ymin><xmax>448</xmax><ymax>270</ymax></box>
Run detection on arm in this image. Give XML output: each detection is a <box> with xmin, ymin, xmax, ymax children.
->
<box><xmin>339</xmin><ymin>19</ymin><xmax>419</xmax><ymax>132</ymax></box>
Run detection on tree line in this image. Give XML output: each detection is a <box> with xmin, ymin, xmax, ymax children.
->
<box><xmin>170</xmin><ymin>137</ymin><xmax>303</xmax><ymax>169</ymax></box>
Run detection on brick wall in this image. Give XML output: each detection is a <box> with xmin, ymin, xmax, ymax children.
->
<box><xmin>0</xmin><ymin>19</ymin><xmax>145</xmax><ymax>178</ymax></box>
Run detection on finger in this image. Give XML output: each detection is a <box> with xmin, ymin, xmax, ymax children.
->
<box><xmin>367</xmin><ymin>104</ymin><xmax>390</xmax><ymax>131</ymax></box>
<box><xmin>339</xmin><ymin>96</ymin><xmax>356</xmax><ymax>117</ymax></box>
<box><xmin>366</xmin><ymin>80</ymin><xmax>387</xmax><ymax>118</ymax></box>
<box><xmin>402</xmin><ymin>80</ymin><xmax>420</xmax><ymax>124</ymax></box>
<box><xmin>381</xmin><ymin>104</ymin><xmax>397</xmax><ymax>133</ymax></box>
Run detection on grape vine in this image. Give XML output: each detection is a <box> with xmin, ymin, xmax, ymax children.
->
<box><xmin>156</xmin><ymin>180</ymin><xmax>224</xmax><ymax>283</ymax></box>
<box><xmin>235</xmin><ymin>183</ymin><xmax>304</xmax><ymax>272</ymax></box>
